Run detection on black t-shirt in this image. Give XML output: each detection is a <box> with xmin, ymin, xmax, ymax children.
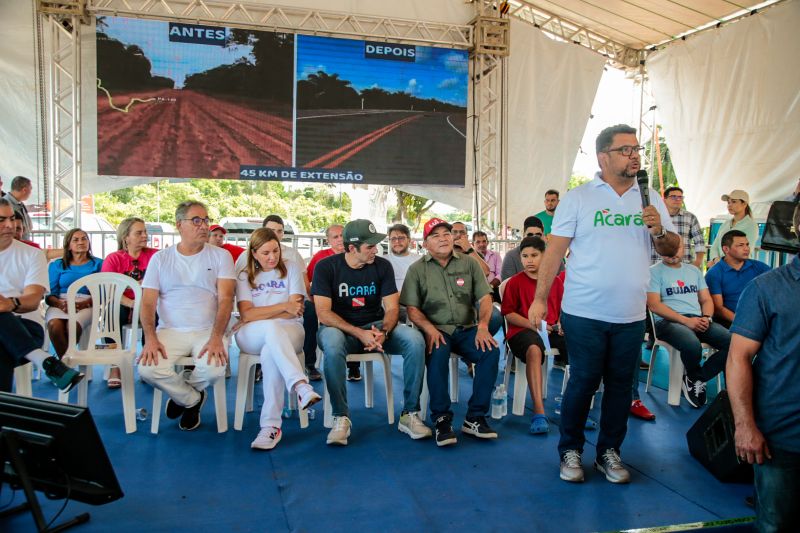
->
<box><xmin>311</xmin><ymin>254</ymin><xmax>397</xmax><ymax>326</ymax></box>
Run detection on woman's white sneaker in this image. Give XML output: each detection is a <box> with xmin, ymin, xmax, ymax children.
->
<box><xmin>296</xmin><ymin>383</ymin><xmax>321</xmax><ymax>410</ymax></box>
<box><xmin>251</xmin><ymin>427</ymin><xmax>282</xmax><ymax>450</ymax></box>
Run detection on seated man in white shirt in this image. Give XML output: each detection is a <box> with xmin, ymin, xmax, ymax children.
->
<box><xmin>384</xmin><ymin>223</ymin><xmax>420</xmax><ymax>324</ymax></box>
<box><xmin>138</xmin><ymin>201</ymin><xmax>236</xmax><ymax>431</ymax></box>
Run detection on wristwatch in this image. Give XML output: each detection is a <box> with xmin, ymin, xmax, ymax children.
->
<box><xmin>702</xmin><ymin>314</ymin><xmax>713</xmax><ymax>322</ymax></box>
<box><xmin>11</xmin><ymin>297</ymin><xmax>21</xmax><ymax>312</ymax></box>
<box><xmin>381</xmin><ymin>328</ymin><xmax>391</xmax><ymax>340</ymax></box>
<box><xmin>653</xmin><ymin>227</ymin><xmax>666</xmax><ymax>239</ymax></box>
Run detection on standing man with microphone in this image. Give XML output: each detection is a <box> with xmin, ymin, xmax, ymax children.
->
<box><xmin>530</xmin><ymin>124</ymin><xmax>679</xmax><ymax>484</ymax></box>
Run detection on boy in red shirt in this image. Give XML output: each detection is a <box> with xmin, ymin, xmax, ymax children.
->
<box><xmin>501</xmin><ymin>236</ymin><xmax>566</xmax><ymax>434</ymax></box>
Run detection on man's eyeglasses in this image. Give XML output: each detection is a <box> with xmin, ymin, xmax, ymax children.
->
<box><xmin>389</xmin><ymin>236</ymin><xmax>408</xmax><ymax>242</ymax></box>
<box><xmin>181</xmin><ymin>217</ymin><xmax>211</xmax><ymax>227</ymax></box>
<box><xmin>526</xmin><ymin>232</ymin><xmax>543</xmax><ymax>237</ymax></box>
<box><xmin>667</xmin><ymin>195</ymin><xmax>685</xmax><ymax>201</ymax></box>
<box><xmin>603</xmin><ymin>145</ymin><xmax>644</xmax><ymax>158</ymax></box>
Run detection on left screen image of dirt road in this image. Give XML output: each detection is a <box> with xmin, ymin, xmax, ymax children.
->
<box><xmin>96</xmin><ymin>17</ymin><xmax>294</xmax><ymax>179</ymax></box>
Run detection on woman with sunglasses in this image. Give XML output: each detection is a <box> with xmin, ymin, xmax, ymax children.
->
<box><xmin>234</xmin><ymin>228</ymin><xmax>320</xmax><ymax>450</ymax></box>
<box><xmin>101</xmin><ymin>217</ymin><xmax>158</xmax><ymax>388</ymax></box>
<box><xmin>45</xmin><ymin>228</ymin><xmax>104</xmax><ymax>358</ymax></box>
<box><xmin>708</xmin><ymin>189</ymin><xmax>759</xmax><ymax>265</ymax></box>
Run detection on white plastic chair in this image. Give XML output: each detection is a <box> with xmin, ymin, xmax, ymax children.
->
<box><xmin>58</xmin><ymin>273</ymin><xmax>141</xmax><ymax>434</ymax></box>
<box><xmin>234</xmin><ymin>350</ymin><xmax>310</xmax><ymax>431</ymax></box>
<box><xmin>150</xmin><ymin>354</ymin><xmax>228</xmax><ymax>434</ymax></box>
<box><xmin>320</xmin><ymin>350</ymin><xmax>394</xmax><ymax>428</ymax></box>
<box><xmin>645</xmin><ymin>311</ymin><xmax>721</xmax><ymax>406</ymax></box>
<box><xmin>13</xmin><ymin>303</ymin><xmax>50</xmax><ymax>395</ymax></box>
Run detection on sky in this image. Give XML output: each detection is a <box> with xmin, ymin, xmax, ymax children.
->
<box><xmin>99</xmin><ymin>16</ymin><xmax>252</xmax><ymax>88</ymax></box>
<box><xmin>297</xmin><ymin>35</ymin><xmax>469</xmax><ymax>107</ymax></box>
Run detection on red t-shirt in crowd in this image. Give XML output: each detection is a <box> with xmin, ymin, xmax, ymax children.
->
<box><xmin>101</xmin><ymin>247</ymin><xmax>158</xmax><ymax>299</ymax></box>
<box><xmin>501</xmin><ymin>271</ymin><xmax>564</xmax><ymax>341</ymax></box>
<box><xmin>307</xmin><ymin>248</ymin><xmax>336</xmax><ymax>283</ymax></box>
<box><xmin>20</xmin><ymin>239</ymin><xmax>41</xmax><ymax>249</ymax></box>
<box><xmin>221</xmin><ymin>243</ymin><xmax>244</xmax><ymax>263</ymax></box>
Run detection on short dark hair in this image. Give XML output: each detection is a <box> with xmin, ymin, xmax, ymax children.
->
<box><xmin>11</xmin><ymin>176</ymin><xmax>31</xmax><ymax>191</ymax></box>
<box><xmin>663</xmin><ymin>186</ymin><xmax>683</xmax><ymax>198</ymax></box>
<box><xmin>545</xmin><ymin>189</ymin><xmax>560</xmax><ymax>198</ymax></box>
<box><xmin>721</xmin><ymin>229</ymin><xmax>747</xmax><ymax>250</ymax></box>
<box><xmin>472</xmin><ymin>230</ymin><xmax>488</xmax><ymax>241</ymax></box>
<box><xmin>0</xmin><ymin>198</ymin><xmax>11</xmax><ymax>209</ymax></box>
<box><xmin>387</xmin><ymin>223</ymin><xmax>410</xmax><ymax>237</ymax></box>
<box><xmin>262</xmin><ymin>214</ymin><xmax>284</xmax><ymax>228</ymax></box>
<box><xmin>523</xmin><ymin>216</ymin><xmax>544</xmax><ymax>231</ymax></box>
<box><xmin>596</xmin><ymin>124</ymin><xmax>637</xmax><ymax>153</ymax></box>
<box><xmin>519</xmin><ymin>236</ymin><xmax>546</xmax><ymax>254</ymax></box>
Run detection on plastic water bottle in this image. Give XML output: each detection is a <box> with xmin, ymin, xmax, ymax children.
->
<box><xmin>499</xmin><ymin>384</ymin><xmax>508</xmax><ymax>417</ymax></box>
<box><xmin>491</xmin><ymin>385</ymin><xmax>503</xmax><ymax>419</ymax></box>
<box><xmin>307</xmin><ymin>408</ymin><xmax>316</xmax><ymax>420</ymax></box>
<box><xmin>554</xmin><ymin>395</ymin><xmax>563</xmax><ymax>415</ymax></box>
<box><xmin>135</xmin><ymin>408</ymin><xmax>148</xmax><ymax>421</ymax></box>
<box><xmin>282</xmin><ymin>407</ymin><xmax>293</xmax><ymax>419</ymax></box>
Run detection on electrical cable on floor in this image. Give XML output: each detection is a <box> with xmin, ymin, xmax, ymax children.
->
<box><xmin>44</xmin><ymin>465</ymin><xmax>72</xmax><ymax>530</ymax></box>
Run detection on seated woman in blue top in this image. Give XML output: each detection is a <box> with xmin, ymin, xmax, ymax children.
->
<box><xmin>45</xmin><ymin>228</ymin><xmax>103</xmax><ymax>357</ymax></box>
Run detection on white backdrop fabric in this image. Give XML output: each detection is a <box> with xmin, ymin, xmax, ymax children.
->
<box><xmin>647</xmin><ymin>0</ymin><xmax>800</xmax><ymax>225</ymax></box>
<box><xmin>402</xmin><ymin>19</ymin><xmax>605</xmax><ymax>226</ymax></box>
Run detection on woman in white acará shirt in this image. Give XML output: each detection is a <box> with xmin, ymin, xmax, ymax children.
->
<box><xmin>708</xmin><ymin>189</ymin><xmax>759</xmax><ymax>265</ymax></box>
<box><xmin>234</xmin><ymin>228</ymin><xmax>321</xmax><ymax>450</ymax></box>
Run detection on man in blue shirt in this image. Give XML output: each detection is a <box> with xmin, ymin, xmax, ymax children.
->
<box><xmin>727</xmin><ymin>203</ymin><xmax>800</xmax><ymax>533</ymax></box>
<box><xmin>705</xmin><ymin>230</ymin><xmax>770</xmax><ymax>328</ymax></box>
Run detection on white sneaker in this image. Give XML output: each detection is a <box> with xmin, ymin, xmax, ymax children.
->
<box><xmin>296</xmin><ymin>383</ymin><xmax>322</xmax><ymax>410</ymax></box>
<box><xmin>251</xmin><ymin>426</ymin><xmax>282</xmax><ymax>450</ymax></box>
<box><xmin>326</xmin><ymin>416</ymin><xmax>351</xmax><ymax>446</ymax></box>
<box><xmin>398</xmin><ymin>411</ymin><xmax>432</xmax><ymax>439</ymax></box>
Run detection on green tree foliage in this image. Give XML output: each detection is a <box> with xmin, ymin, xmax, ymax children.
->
<box><xmin>392</xmin><ymin>190</ymin><xmax>436</xmax><ymax>231</ymax></box>
<box><xmin>96</xmin><ymin>33</ymin><xmax>174</xmax><ymax>90</ymax></box>
<box><xmin>644</xmin><ymin>128</ymin><xmax>679</xmax><ymax>193</ymax></box>
<box><xmin>568</xmin><ymin>174</ymin><xmax>590</xmax><ymax>190</ymax></box>
<box><xmin>94</xmin><ymin>180</ymin><xmax>350</xmax><ymax>232</ymax></box>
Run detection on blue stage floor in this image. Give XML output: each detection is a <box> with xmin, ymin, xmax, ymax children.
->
<box><xmin>3</xmin><ymin>345</ymin><xmax>754</xmax><ymax>533</ymax></box>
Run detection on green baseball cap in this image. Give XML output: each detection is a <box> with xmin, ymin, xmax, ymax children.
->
<box><xmin>343</xmin><ymin>219</ymin><xmax>386</xmax><ymax>245</ymax></box>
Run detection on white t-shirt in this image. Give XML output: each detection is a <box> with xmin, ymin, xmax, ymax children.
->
<box><xmin>143</xmin><ymin>243</ymin><xmax>236</xmax><ymax>331</ymax></box>
<box><xmin>384</xmin><ymin>252</ymin><xmax>420</xmax><ymax>291</ymax></box>
<box><xmin>235</xmin><ymin>260</ymin><xmax>306</xmax><ymax>324</ymax></box>
<box><xmin>0</xmin><ymin>240</ymin><xmax>48</xmax><ymax>298</ymax></box>
<box><xmin>551</xmin><ymin>173</ymin><xmax>675</xmax><ymax>323</ymax></box>
<box><xmin>234</xmin><ymin>243</ymin><xmax>306</xmax><ymax>274</ymax></box>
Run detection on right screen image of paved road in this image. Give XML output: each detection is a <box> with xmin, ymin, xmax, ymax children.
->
<box><xmin>295</xmin><ymin>35</ymin><xmax>468</xmax><ymax>186</ymax></box>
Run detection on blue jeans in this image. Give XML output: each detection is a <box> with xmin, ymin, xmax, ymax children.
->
<box><xmin>427</xmin><ymin>326</ymin><xmax>500</xmax><ymax>421</ymax></box>
<box><xmin>558</xmin><ymin>312</ymin><xmax>645</xmax><ymax>457</ymax></box>
<box><xmin>754</xmin><ymin>447</ymin><xmax>800</xmax><ymax>532</ymax></box>
<box><xmin>318</xmin><ymin>322</ymin><xmax>425</xmax><ymax>417</ymax></box>
<box><xmin>654</xmin><ymin>317</ymin><xmax>730</xmax><ymax>382</ymax></box>
<box><xmin>0</xmin><ymin>313</ymin><xmax>44</xmax><ymax>392</ymax></box>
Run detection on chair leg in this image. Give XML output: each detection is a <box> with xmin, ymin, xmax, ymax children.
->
<box><xmin>77</xmin><ymin>365</ymin><xmax>89</xmax><ymax>406</ymax></box>
<box><xmin>419</xmin><ymin>368</ymin><xmax>429</xmax><ymax>422</ymax></box>
<box><xmin>246</xmin><ymin>362</ymin><xmax>257</xmax><ymax>413</ymax></box>
<box><xmin>119</xmin><ymin>362</ymin><xmax>137</xmax><ymax>434</ymax></box>
<box><xmin>380</xmin><ymin>354</ymin><xmax>394</xmax><ymax>425</ymax></box>
<box><xmin>13</xmin><ymin>364</ymin><xmax>33</xmax><ymax>397</ymax></box>
<box><xmin>449</xmin><ymin>356</ymin><xmax>459</xmax><ymax>403</ymax></box>
<box><xmin>645</xmin><ymin>347</ymin><xmax>658</xmax><ymax>392</ymax></box>
<box><xmin>234</xmin><ymin>356</ymin><xmax>254</xmax><ymax>431</ymax></box>
<box><xmin>502</xmin><ymin>346</ymin><xmax>513</xmax><ymax>392</ymax></box>
<box><xmin>213</xmin><ymin>379</ymin><xmax>228</xmax><ymax>433</ymax></box>
<box><xmin>151</xmin><ymin>388</ymin><xmax>162</xmax><ymax>434</ymax></box>
<box><xmin>512</xmin><ymin>359</ymin><xmax>528</xmax><ymax>416</ymax></box>
<box><xmin>543</xmin><ymin>350</ymin><xmax>553</xmax><ymax>400</ymax></box>
<box><xmin>667</xmin><ymin>349</ymin><xmax>684</xmax><ymax>406</ymax></box>
<box><xmin>364</xmin><ymin>360</ymin><xmax>374</xmax><ymax>408</ymax></box>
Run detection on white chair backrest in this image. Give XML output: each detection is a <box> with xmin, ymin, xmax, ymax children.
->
<box><xmin>498</xmin><ymin>278</ymin><xmax>510</xmax><ymax>301</ymax></box>
<box><xmin>67</xmin><ymin>272</ymin><xmax>142</xmax><ymax>350</ymax></box>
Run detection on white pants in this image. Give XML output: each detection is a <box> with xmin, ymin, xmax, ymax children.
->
<box><xmin>45</xmin><ymin>299</ymin><xmax>93</xmax><ymax>332</ymax></box>
<box><xmin>138</xmin><ymin>327</ymin><xmax>227</xmax><ymax>407</ymax></box>
<box><xmin>235</xmin><ymin>320</ymin><xmax>305</xmax><ymax>429</ymax></box>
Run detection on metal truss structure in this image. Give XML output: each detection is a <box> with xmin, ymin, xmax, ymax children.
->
<box><xmin>635</xmin><ymin>71</ymin><xmax>659</xmax><ymax>187</ymax></box>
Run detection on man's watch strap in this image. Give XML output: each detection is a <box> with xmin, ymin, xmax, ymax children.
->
<box><xmin>653</xmin><ymin>227</ymin><xmax>666</xmax><ymax>239</ymax></box>
<box><xmin>11</xmin><ymin>297</ymin><xmax>21</xmax><ymax>312</ymax></box>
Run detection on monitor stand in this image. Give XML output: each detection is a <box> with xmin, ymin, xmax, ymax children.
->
<box><xmin>0</xmin><ymin>430</ymin><xmax>90</xmax><ymax>533</ymax></box>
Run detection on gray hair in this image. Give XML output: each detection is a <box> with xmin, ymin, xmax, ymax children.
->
<box><xmin>11</xmin><ymin>176</ymin><xmax>31</xmax><ymax>191</ymax></box>
<box><xmin>175</xmin><ymin>200</ymin><xmax>206</xmax><ymax>223</ymax></box>
<box><xmin>116</xmin><ymin>216</ymin><xmax>145</xmax><ymax>251</ymax></box>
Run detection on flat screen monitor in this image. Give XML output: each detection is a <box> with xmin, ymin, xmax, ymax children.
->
<box><xmin>0</xmin><ymin>392</ymin><xmax>123</xmax><ymax>505</ymax></box>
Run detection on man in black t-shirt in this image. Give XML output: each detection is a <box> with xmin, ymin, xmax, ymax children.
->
<box><xmin>313</xmin><ymin>219</ymin><xmax>429</xmax><ymax>446</ymax></box>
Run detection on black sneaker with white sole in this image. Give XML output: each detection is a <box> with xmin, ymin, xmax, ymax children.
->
<box><xmin>42</xmin><ymin>356</ymin><xmax>84</xmax><ymax>393</ymax></box>
<box><xmin>682</xmin><ymin>374</ymin><xmax>707</xmax><ymax>408</ymax></box>
<box><xmin>165</xmin><ymin>398</ymin><xmax>186</xmax><ymax>419</ymax></box>
<box><xmin>179</xmin><ymin>390</ymin><xmax>207</xmax><ymax>431</ymax></box>
<box><xmin>461</xmin><ymin>415</ymin><xmax>498</xmax><ymax>439</ymax></box>
<box><xmin>347</xmin><ymin>364</ymin><xmax>362</xmax><ymax>382</ymax></box>
<box><xmin>434</xmin><ymin>415</ymin><xmax>457</xmax><ymax>447</ymax></box>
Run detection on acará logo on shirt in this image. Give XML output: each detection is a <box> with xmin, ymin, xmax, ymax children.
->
<box><xmin>256</xmin><ymin>280</ymin><xmax>286</xmax><ymax>291</ymax></box>
<box><xmin>593</xmin><ymin>209</ymin><xmax>644</xmax><ymax>227</ymax></box>
<box><xmin>665</xmin><ymin>279</ymin><xmax>698</xmax><ymax>295</ymax></box>
<box><xmin>338</xmin><ymin>282</ymin><xmax>377</xmax><ymax>297</ymax></box>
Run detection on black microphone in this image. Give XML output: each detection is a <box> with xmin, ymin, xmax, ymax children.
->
<box><xmin>636</xmin><ymin>170</ymin><xmax>650</xmax><ymax>208</ymax></box>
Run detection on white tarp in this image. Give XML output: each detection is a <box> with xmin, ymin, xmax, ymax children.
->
<box><xmin>647</xmin><ymin>0</ymin><xmax>800</xmax><ymax>225</ymax></box>
<box><xmin>402</xmin><ymin>18</ymin><xmax>605</xmax><ymax>226</ymax></box>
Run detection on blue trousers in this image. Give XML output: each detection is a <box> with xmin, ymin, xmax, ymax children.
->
<box><xmin>558</xmin><ymin>312</ymin><xmax>645</xmax><ymax>457</ymax></box>
<box><xmin>0</xmin><ymin>312</ymin><xmax>44</xmax><ymax>392</ymax></box>
<box><xmin>754</xmin><ymin>447</ymin><xmax>800</xmax><ymax>533</ymax></box>
<box><xmin>427</xmin><ymin>326</ymin><xmax>499</xmax><ymax>421</ymax></box>
<box><xmin>318</xmin><ymin>322</ymin><xmax>425</xmax><ymax>417</ymax></box>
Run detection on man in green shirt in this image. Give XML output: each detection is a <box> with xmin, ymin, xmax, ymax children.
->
<box><xmin>401</xmin><ymin>218</ymin><xmax>500</xmax><ymax>447</ymax></box>
<box><xmin>534</xmin><ymin>189</ymin><xmax>560</xmax><ymax>235</ymax></box>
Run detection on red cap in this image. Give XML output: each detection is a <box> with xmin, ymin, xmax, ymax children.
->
<box><xmin>209</xmin><ymin>224</ymin><xmax>226</xmax><ymax>234</ymax></box>
<box><xmin>422</xmin><ymin>218</ymin><xmax>452</xmax><ymax>240</ymax></box>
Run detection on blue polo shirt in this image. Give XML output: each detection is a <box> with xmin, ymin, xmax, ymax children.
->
<box><xmin>730</xmin><ymin>256</ymin><xmax>800</xmax><ymax>452</ymax></box>
<box><xmin>705</xmin><ymin>258</ymin><xmax>771</xmax><ymax>312</ymax></box>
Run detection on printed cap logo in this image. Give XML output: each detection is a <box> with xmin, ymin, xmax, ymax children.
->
<box><xmin>368</xmin><ymin>223</ymin><xmax>376</xmax><ymax>233</ymax></box>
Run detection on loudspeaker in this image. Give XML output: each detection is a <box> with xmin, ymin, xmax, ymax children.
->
<box><xmin>686</xmin><ymin>390</ymin><xmax>753</xmax><ymax>483</ymax></box>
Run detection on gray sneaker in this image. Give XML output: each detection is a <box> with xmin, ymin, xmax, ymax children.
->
<box><xmin>594</xmin><ymin>448</ymin><xmax>631</xmax><ymax>484</ymax></box>
<box><xmin>560</xmin><ymin>450</ymin><xmax>584</xmax><ymax>483</ymax></box>
<box><xmin>398</xmin><ymin>411</ymin><xmax>432</xmax><ymax>439</ymax></box>
<box><xmin>326</xmin><ymin>416</ymin><xmax>351</xmax><ymax>446</ymax></box>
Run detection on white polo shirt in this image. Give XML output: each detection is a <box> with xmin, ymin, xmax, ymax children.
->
<box><xmin>552</xmin><ymin>173</ymin><xmax>675</xmax><ymax>323</ymax></box>
<box><xmin>143</xmin><ymin>243</ymin><xmax>236</xmax><ymax>331</ymax></box>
